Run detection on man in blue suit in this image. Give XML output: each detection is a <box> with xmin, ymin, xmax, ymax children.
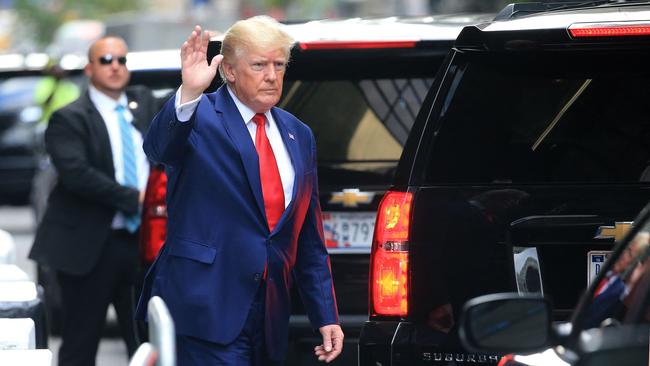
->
<box><xmin>136</xmin><ymin>16</ymin><xmax>343</xmax><ymax>365</ymax></box>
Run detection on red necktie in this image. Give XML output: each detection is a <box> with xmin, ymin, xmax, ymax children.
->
<box><xmin>253</xmin><ymin>113</ymin><xmax>285</xmax><ymax>231</ymax></box>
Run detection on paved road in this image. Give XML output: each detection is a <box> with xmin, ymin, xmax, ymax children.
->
<box><xmin>0</xmin><ymin>205</ymin><xmax>128</xmax><ymax>366</ymax></box>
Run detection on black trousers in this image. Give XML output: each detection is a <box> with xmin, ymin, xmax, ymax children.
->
<box><xmin>57</xmin><ymin>229</ymin><xmax>140</xmax><ymax>366</ymax></box>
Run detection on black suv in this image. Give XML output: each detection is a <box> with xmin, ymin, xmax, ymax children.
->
<box><xmin>359</xmin><ymin>2</ymin><xmax>650</xmax><ymax>365</ymax></box>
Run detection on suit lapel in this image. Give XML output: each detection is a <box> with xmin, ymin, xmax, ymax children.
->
<box><xmin>270</xmin><ymin>108</ymin><xmax>301</xmax><ymax>233</ymax></box>
<box><xmin>83</xmin><ymin>92</ymin><xmax>115</xmax><ymax>179</ymax></box>
<box><xmin>214</xmin><ymin>87</ymin><xmax>267</xmax><ymax>223</ymax></box>
<box><xmin>126</xmin><ymin>89</ymin><xmax>147</xmax><ymax>134</ymax></box>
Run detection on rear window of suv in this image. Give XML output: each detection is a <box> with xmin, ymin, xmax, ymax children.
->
<box><xmin>135</xmin><ymin>68</ymin><xmax>436</xmax><ymax>189</ymax></box>
<box><xmin>204</xmin><ymin>39</ymin><xmax>448</xmax><ymax>188</ymax></box>
<box><xmin>280</xmin><ymin>77</ymin><xmax>433</xmax><ymax>184</ymax></box>
<box><xmin>421</xmin><ymin>50</ymin><xmax>650</xmax><ymax>185</ymax></box>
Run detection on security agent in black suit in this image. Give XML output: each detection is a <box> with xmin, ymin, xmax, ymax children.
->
<box><xmin>29</xmin><ymin>36</ymin><xmax>158</xmax><ymax>366</ymax></box>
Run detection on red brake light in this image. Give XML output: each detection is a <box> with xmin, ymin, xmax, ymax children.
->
<box><xmin>139</xmin><ymin>166</ymin><xmax>168</xmax><ymax>264</ymax></box>
<box><xmin>569</xmin><ymin>22</ymin><xmax>650</xmax><ymax>38</ymax></box>
<box><xmin>370</xmin><ymin>191</ymin><xmax>412</xmax><ymax>317</ymax></box>
<box><xmin>298</xmin><ymin>40</ymin><xmax>416</xmax><ymax>50</ymax></box>
<box><xmin>497</xmin><ymin>355</ymin><xmax>515</xmax><ymax>366</ymax></box>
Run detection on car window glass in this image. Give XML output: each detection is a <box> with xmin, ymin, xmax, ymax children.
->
<box><xmin>582</xmin><ymin>219</ymin><xmax>650</xmax><ymax>330</ymax></box>
<box><xmin>423</xmin><ymin>52</ymin><xmax>650</xmax><ymax>184</ymax></box>
<box><xmin>131</xmin><ymin>67</ymin><xmax>436</xmax><ymax>186</ymax></box>
<box><xmin>280</xmin><ymin>78</ymin><xmax>432</xmax><ymax>185</ymax></box>
<box><xmin>360</xmin><ymin>79</ymin><xmax>426</xmax><ymax>144</ymax></box>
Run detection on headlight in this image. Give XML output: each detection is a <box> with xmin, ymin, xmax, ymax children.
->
<box><xmin>18</xmin><ymin>106</ymin><xmax>42</xmax><ymax>124</ymax></box>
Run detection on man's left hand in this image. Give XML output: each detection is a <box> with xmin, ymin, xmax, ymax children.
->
<box><xmin>314</xmin><ymin>324</ymin><xmax>344</xmax><ymax>363</ymax></box>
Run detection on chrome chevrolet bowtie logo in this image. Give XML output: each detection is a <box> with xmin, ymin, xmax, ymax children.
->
<box><xmin>328</xmin><ymin>189</ymin><xmax>375</xmax><ymax>208</ymax></box>
<box><xmin>595</xmin><ymin>221</ymin><xmax>633</xmax><ymax>242</ymax></box>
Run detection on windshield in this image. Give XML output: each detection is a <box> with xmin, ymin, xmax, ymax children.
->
<box><xmin>423</xmin><ymin>51</ymin><xmax>650</xmax><ymax>185</ymax></box>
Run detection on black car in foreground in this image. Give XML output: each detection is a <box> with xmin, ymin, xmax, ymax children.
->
<box><xmin>359</xmin><ymin>2</ymin><xmax>650</xmax><ymax>365</ymax></box>
<box><xmin>461</xmin><ymin>199</ymin><xmax>650</xmax><ymax>366</ymax></box>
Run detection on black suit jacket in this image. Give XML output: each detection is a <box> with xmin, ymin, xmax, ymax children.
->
<box><xmin>30</xmin><ymin>85</ymin><xmax>158</xmax><ymax>276</ymax></box>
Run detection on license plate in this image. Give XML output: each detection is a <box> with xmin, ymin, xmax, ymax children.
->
<box><xmin>588</xmin><ymin>251</ymin><xmax>611</xmax><ymax>286</ymax></box>
<box><xmin>323</xmin><ymin>211</ymin><xmax>376</xmax><ymax>249</ymax></box>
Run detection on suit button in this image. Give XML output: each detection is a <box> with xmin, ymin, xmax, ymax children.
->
<box><xmin>253</xmin><ymin>273</ymin><xmax>262</xmax><ymax>282</ymax></box>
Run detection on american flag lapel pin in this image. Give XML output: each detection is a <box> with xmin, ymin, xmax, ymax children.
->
<box><xmin>288</xmin><ymin>133</ymin><xmax>295</xmax><ymax>140</ymax></box>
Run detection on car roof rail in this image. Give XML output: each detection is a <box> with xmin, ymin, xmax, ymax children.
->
<box><xmin>494</xmin><ymin>1</ymin><xmax>614</xmax><ymax>21</ymax></box>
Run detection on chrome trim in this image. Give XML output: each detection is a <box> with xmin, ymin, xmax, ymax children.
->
<box><xmin>595</xmin><ymin>222</ymin><xmax>633</xmax><ymax>241</ymax></box>
<box><xmin>328</xmin><ymin>189</ymin><xmax>375</xmax><ymax>208</ymax></box>
<box><xmin>326</xmin><ymin>248</ymin><xmax>371</xmax><ymax>254</ymax></box>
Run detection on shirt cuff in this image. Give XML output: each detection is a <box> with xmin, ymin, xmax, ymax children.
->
<box><xmin>174</xmin><ymin>86</ymin><xmax>201</xmax><ymax>122</ymax></box>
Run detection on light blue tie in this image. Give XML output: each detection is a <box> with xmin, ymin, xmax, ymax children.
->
<box><xmin>116</xmin><ymin>104</ymin><xmax>140</xmax><ymax>233</ymax></box>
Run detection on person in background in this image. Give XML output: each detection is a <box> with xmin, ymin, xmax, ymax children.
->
<box><xmin>136</xmin><ymin>17</ymin><xmax>344</xmax><ymax>365</ymax></box>
<box><xmin>29</xmin><ymin>36</ymin><xmax>159</xmax><ymax>366</ymax></box>
<box><xmin>34</xmin><ymin>59</ymin><xmax>80</xmax><ymax>126</ymax></box>
<box><xmin>31</xmin><ymin>59</ymin><xmax>80</xmax><ymax>224</ymax></box>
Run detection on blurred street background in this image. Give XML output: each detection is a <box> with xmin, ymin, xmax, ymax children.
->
<box><xmin>0</xmin><ymin>0</ymin><xmax>509</xmax><ymax>55</ymax></box>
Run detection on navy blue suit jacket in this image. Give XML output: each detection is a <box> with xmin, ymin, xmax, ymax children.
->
<box><xmin>135</xmin><ymin>86</ymin><xmax>339</xmax><ymax>360</ymax></box>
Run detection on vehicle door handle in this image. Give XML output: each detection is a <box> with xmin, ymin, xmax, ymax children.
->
<box><xmin>509</xmin><ymin>215</ymin><xmax>606</xmax><ymax>245</ymax></box>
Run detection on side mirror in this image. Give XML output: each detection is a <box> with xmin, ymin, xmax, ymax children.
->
<box><xmin>460</xmin><ymin>293</ymin><xmax>553</xmax><ymax>354</ymax></box>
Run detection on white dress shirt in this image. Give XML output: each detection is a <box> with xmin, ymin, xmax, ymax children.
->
<box><xmin>174</xmin><ymin>86</ymin><xmax>295</xmax><ymax>208</ymax></box>
<box><xmin>88</xmin><ymin>85</ymin><xmax>149</xmax><ymax>229</ymax></box>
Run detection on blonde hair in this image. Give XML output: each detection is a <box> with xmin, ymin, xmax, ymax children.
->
<box><xmin>219</xmin><ymin>16</ymin><xmax>294</xmax><ymax>81</ymax></box>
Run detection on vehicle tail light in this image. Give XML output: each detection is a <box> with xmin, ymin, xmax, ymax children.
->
<box><xmin>569</xmin><ymin>22</ymin><xmax>650</xmax><ymax>38</ymax></box>
<box><xmin>298</xmin><ymin>40</ymin><xmax>416</xmax><ymax>50</ymax></box>
<box><xmin>497</xmin><ymin>355</ymin><xmax>515</xmax><ymax>366</ymax></box>
<box><xmin>139</xmin><ymin>166</ymin><xmax>168</xmax><ymax>264</ymax></box>
<box><xmin>369</xmin><ymin>190</ymin><xmax>413</xmax><ymax>317</ymax></box>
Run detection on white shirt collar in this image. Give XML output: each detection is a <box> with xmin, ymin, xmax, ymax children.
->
<box><xmin>88</xmin><ymin>84</ymin><xmax>128</xmax><ymax>114</ymax></box>
<box><xmin>226</xmin><ymin>85</ymin><xmax>271</xmax><ymax>125</ymax></box>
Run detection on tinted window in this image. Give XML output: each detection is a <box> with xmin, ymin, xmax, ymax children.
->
<box><xmin>281</xmin><ymin>78</ymin><xmax>432</xmax><ymax>159</ymax></box>
<box><xmin>280</xmin><ymin>78</ymin><xmax>432</xmax><ymax>184</ymax></box>
<box><xmin>423</xmin><ymin>51</ymin><xmax>650</xmax><ymax>184</ymax></box>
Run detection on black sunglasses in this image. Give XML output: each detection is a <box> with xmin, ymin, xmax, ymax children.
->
<box><xmin>97</xmin><ymin>54</ymin><xmax>127</xmax><ymax>66</ymax></box>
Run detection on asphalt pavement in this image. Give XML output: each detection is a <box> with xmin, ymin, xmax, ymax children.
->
<box><xmin>0</xmin><ymin>205</ymin><xmax>129</xmax><ymax>366</ymax></box>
